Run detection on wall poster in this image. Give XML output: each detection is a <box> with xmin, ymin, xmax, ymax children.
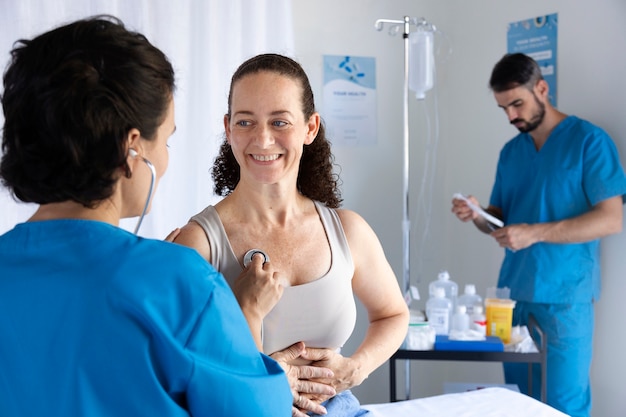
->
<box><xmin>507</xmin><ymin>13</ymin><xmax>558</xmax><ymax>106</ymax></box>
<box><xmin>322</xmin><ymin>55</ymin><xmax>377</xmax><ymax>146</ymax></box>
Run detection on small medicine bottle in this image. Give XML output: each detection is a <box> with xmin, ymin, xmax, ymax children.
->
<box><xmin>426</xmin><ymin>287</ymin><xmax>452</xmax><ymax>335</ymax></box>
<box><xmin>470</xmin><ymin>305</ymin><xmax>487</xmax><ymax>336</ymax></box>
<box><xmin>451</xmin><ymin>305</ymin><xmax>470</xmax><ymax>333</ymax></box>
<box><xmin>457</xmin><ymin>284</ymin><xmax>483</xmax><ymax>316</ymax></box>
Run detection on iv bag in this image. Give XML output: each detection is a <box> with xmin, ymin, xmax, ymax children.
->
<box><xmin>408</xmin><ymin>30</ymin><xmax>434</xmax><ymax>100</ymax></box>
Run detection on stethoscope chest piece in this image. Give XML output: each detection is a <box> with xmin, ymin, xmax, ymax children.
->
<box><xmin>243</xmin><ymin>249</ymin><xmax>270</xmax><ymax>267</ymax></box>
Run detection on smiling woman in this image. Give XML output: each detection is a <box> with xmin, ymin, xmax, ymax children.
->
<box><xmin>173</xmin><ymin>53</ymin><xmax>409</xmax><ymax>417</ymax></box>
<box><xmin>226</xmin><ymin>70</ymin><xmax>320</xmax><ymax>185</ymax></box>
<box><xmin>211</xmin><ymin>53</ymin><xmax>340</xmax><ymax>207</ymax></box>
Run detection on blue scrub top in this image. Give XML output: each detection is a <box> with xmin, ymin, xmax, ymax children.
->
<box><xmin>490</xmin><ymin>116</ymin><xmax>626</xmax><ymax>303</ymax></box>
<box><xmin>0</xmin><ymin>220</ymin><xmax>292</xmax><ymax>416</ymax></box>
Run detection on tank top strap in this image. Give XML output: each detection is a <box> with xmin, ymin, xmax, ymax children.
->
<box><xmin>313</xmin><ymin>201</ymin><xmax>354</xmax><ymax>278</ymax></box>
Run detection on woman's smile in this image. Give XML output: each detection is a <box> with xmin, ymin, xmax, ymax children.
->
<box><xmin>251</xmin><ymin>154</ymin><xmax>281</xmax><ymax>162</ymax></box>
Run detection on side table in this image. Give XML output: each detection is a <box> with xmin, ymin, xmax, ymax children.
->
<box><xmin>389</xmin><ymin>313</ymin><xmax>547</xmax><ymax>403</ymax></box>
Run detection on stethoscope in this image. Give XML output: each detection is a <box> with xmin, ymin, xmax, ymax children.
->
<box><xmin>128</xmin><ymin>150</ymin><xmax>273</xmax><ymax>267</ymax></box>
<box><xmin>243</xmin><ymin>249</ymin><xmax>270</xmax><ymax>267</ymax></box>
<box><xmin>129</xmin><ymin>148</ymin><xmax>156</xmax><ymax>235</ymax></box>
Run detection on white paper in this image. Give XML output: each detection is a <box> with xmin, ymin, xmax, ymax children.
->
<box><xmin>453</xmin><ymin>193</ymin><xmax>504</xmax><ymax>228</ymax></box>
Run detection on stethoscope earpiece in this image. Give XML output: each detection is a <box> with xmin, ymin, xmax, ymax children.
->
<box><xmin>127</xmin><ymin>148</ymin><xmax>156</xmax><ymax>236</ymax></box>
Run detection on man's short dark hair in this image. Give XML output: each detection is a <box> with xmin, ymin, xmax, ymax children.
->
<box><xmin>489</xmin><ymin>53</ymin><xmax>543</xmax><ymax>93</ymax></box>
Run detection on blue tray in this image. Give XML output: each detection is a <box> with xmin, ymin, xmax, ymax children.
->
<box><xmin>434</xmin><ymin>335</ymin><xmax>504</xmax><ymax>352</ymax></box>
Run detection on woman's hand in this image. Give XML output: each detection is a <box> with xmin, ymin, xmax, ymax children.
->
<box><xmin>164</xmin><ymin>228</ymin><xmax>181</xmax><ymax>242</ymax></box>
<box><xmin>302</xmin><ymin>348</ymin><xmax>364</xmax><ymax>395</ymax></box>
<box><xmin>270</xmin><ymin>342</ymin><xmax>336</xmax><ymax>417</ymax></box>
<box><xmin>233</xmin><ymin>253</ymin><xmax>285</xmax><ymax>320</ymax></box>
<box><xmin>232</xmin><ymin>254</ymin><xmax>285</xmax><ymax>349</ymax></box>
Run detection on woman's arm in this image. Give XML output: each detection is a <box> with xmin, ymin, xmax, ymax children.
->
<box><xmin>305</xmin><ymin>210</ymin><xmax>409</xmax><ymax>392</ymax></box>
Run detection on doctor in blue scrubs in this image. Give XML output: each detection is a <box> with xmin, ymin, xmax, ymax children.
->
<box><xmin>452</xmin><ymin>53</ymin><xmax>626</xmax><ymax>417</ymax></box>
<box><xmin>0</xmin><ymin>16</ymin><xmax>292</xmax><ymax>417</ymax></box>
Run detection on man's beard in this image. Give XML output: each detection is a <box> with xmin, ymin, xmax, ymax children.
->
<box><xmin>511</xmin><ymin>95</ymin><xmax>546</xmax><ymax>133</ymax></box>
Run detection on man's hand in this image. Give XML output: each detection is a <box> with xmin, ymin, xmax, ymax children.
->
<box><xmin>490</xmin><ymin>223</ymin><xmax>536</xmax><ymax>251</ymax></box>
<box><xmin>451</xmin><ymin>195</ymin><xmax>480</xmax><ymax>222</ymax></box>
<box><xmin>271</xmin><ymin>342</ymin><xmax>336</xmax><ymax>416</ymax></box>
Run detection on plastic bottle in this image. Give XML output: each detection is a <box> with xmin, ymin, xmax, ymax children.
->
<box><xmin>457</xmin><ymin>284</ymin><xmax>483</xmax><ymax>316</ymax></box>
<box><xmin>470</xmin><ymin>305</ymin><xmax>487</xmax><ymax>336</ymax></box>
<box><xmin>406</xmin><ymin>322</ymin><xmax>436</xmax><ymax>350</ymax></box>
<box><xmin>408</xmin><ymin>29</ymin><xmax>434</xmax><ymax>100</ymax></box>
<box><xmin>428</xmin><ymin>270</ymin><xmax>458</xmax><ymax>310</ymax></box>
<box><xmin>426</xmin><ymin>287</ymin><xmax>452</xmax><ymax>335</ymax></box>
<box><xmin>451</xmin><ymin>305</ymin><xmax>470</xmax><ymax>333</ymax></box>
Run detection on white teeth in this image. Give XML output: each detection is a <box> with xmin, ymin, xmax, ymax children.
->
<box><xmin>252</xmin><ymin>154</ymin><xmax>279</xmax><ymax>161</ymax></box>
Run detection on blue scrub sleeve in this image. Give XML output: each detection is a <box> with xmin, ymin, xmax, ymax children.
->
<box><xmin>184</xmin><ymin>278</ymin><xmax>292</xmax><ymax>417</ymax></box>
<box><xmin>582</xmin><ymin>130</ymin><xmax>626</xmax><ymax>205</ymax></box>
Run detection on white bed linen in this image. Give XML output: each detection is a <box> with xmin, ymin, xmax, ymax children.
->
<box><xmin>361</xmin><ymin>387</ymin><xmax>569</xmax><ymax>417</ymax></box>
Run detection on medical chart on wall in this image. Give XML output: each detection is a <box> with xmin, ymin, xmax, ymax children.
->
<box><xmin>507</xmin><ymin>13</ymin><xmax>558</xmax><ymax>106</ymax></box>
<box><xmin>322</xmin><ymin>55</ymin><xmax>377</xmax><ymax>146</ymax></box>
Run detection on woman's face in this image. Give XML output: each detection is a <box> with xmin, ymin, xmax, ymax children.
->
<box><xmin>225</xmin><ymin>71</ymin><xmax>319</xmax><ymax>187</ymax></box>
<box><xmin>122</xmin><ymin>98</ymin><xmax>175</xmax><ymax>218</ymax></box>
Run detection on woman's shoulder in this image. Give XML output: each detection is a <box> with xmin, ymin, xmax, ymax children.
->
<box><xmin>333</xmin><ymin>206</ymin><xmax>368</xmax><ymax>226</ymax></box>
<box><xmin>330</xmin><ymin>206</ymin><xmax>377</xmax><ymax>246</ymax></box>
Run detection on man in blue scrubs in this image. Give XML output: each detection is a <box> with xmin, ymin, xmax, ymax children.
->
<box><xmin>452</xmin><ymin>53</ymin><xmax>626</xmax><ymax>417</ymax></box>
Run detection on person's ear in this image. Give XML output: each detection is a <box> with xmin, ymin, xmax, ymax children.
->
<box><xmin>535</xmin><ymin>79</ymin><xmax>549</xmax><ymax>101</ymax></box>
<box><xmin>126</xmin><ymin>128</ymin><xmax>142</xmax><ymax>154</ymax></box>
<box><xmin>123</xmin><ymin>128</ymin><xmax>142</xmax><ymax>177</ymax></box>
<box><xmin>305</xmin><ymin>113</ymin><xmax>321</xmax><ymax>145</ymax></box>
<box><xmin>224</xmin><ymin>114</ymin><xmax>232</xmax><ymax>144</ymax></box>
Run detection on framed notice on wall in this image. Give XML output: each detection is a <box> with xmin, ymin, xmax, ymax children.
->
<box><xmin>507</xmin><ymin>13</ymin><xmax>558</xmax><ymax>106</ymax></box>
<box><xmin>322</xmin><ymin>55</ymin><xmax>377</xmax><ymax>147</ymax></box>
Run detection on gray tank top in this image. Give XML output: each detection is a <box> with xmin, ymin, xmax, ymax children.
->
<box><xmin>190</xmin><ymin>201</ymin><xmax>356</xmax><ymax>354</ymax></box>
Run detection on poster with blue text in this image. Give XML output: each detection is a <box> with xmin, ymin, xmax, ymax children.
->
<box><xmin>507</xmin><ymin>13</ymin><xmax>558</xmax><ymax>106</ymax></box>
<box><xmin>323</xmin><ymin>55</ymin><xmax>377</xmax><ymax>146</ymax></box>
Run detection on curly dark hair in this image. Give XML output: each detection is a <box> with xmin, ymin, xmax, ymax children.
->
<box><xmin>0</xmin><ymin>15</ymin><xmax>175</xmax><ymax>207</ymax></box>
<box><xmin>212</xmin><ymin>53</ymin><xmax>342</xmax><ymax>208</ymax></box>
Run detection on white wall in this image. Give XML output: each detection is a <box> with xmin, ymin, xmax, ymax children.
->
<box><xmin>293</xmin><ymin>1</ymin><xmax>626</xmax><ymax>415</ymax></box>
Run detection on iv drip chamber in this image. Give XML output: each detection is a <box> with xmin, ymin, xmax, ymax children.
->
<box><xmin>408</xmin><ymin>29</ymin><xmax>434</xmax><ymax>100</ymax></box>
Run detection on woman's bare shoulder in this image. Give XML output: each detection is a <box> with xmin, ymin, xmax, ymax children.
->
<box><xmin>172</xmin><ymin>221</ymin><xmax>212</xmax><ymax>262</ymax></box>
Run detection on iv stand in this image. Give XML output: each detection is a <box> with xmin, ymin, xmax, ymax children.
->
<box><xmin>375</xmin><ymin>17</ymin><xmax>412</xmax><ymax>300</ymax></box>
<box><xmin>375</xmin><ymin>15</ymin><xmax>429</xmax><ymax>402</ymax></box>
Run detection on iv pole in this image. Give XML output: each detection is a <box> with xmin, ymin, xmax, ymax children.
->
<box><xmin>375</xmin><ymin>15</ymin><xmax>433</xmax><ymax>401</ymax></box>
<box><xmin>375</xmin><ymin>15</ymin><xmax>412</xmax><ymax>298</ymax></box>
